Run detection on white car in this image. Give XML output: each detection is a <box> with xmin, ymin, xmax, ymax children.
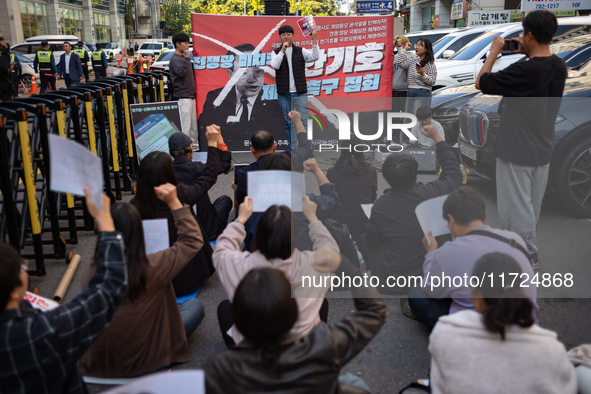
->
<box><xmin>431</xmin><ymin>25</ymin><xmax>501</xmax><ymax>60</ymax></box>
<box><xmin>11</xmin><ymin>34</ymin><xmax>81</xmax><ymax>65</ymax></box>
<box><xmin>433</xmin><ymin>17</ymin><xmax>591</xmax><ymax>89</ymax></box>
<box><xmin>100</xmin><ymin>43</ymin><xmax>122</xmax><ymax>60</ymax></box>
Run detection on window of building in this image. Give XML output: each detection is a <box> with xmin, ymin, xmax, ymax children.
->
<box><xmin>94</xmin><ymin>13</ymin><xmax>112</xmax><ymax>42</ymax></box>
<box><xmin>19</xmin><ymin>1</ymin><xmax>49</xmax><ymax>39</ymax></box>
<box><xmin>60</xmin><ymin>8</ymin><xmax>84</xmax><ymax>41</ymax></box>
<box><xmin>92</xmin><ymin>0</ymin><xmax>110</xmax><ymax>11</ymax></box>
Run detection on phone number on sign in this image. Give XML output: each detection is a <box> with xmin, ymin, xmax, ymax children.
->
<box><xmin>489</xmin><ymin>272</ymin><xmax>573</xmax><ymax>288</ymax></box>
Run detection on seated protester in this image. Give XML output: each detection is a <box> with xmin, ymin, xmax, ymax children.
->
<box><xmin>80</xmin><ymin>184</ymin><xmax>204</xmax><ymax>378</ymax></box>
<box><xmin>132</xmin><ymin>126</ymin><xmax>222</xmax><ymax>296</ymax></box>
<box><xmin>169</xmin><ymin>131</ymin><xmax>232</xmax><ymax>240</ymax></box>
<box><xmin>409</xmin><ymin>106</ymin><xmax>445</xmax><ymax>148</ymax></box>
<box><xmin>0</xmin><ymin>191</ymin><xmax>128</xmax><ymax>393</ymax></box>
<box><xmin>429</xmin><ymin>253</ymin><xmax>576</xmax><ymax>394</ymax></box>
<box><xmin>407</xmin><ymin>189</ymin><xmax>538</xmax><ymax>328</ymax></box>
<box><xmin>204</xmin><ymin>255</ymin><xmax>387</xmax><ymax>394</ymax></box>
<box><xmin>360</xmin><ymin>125</ymin><xmax>462</xmax><ymax>294</ymax></box>
<box><xmin>243</xmin><ymin>153</ymin><xmax>340</xmax><ymax>251</ymax></box>
<box><xmin>326</xmin><ymin>146</ymin><xmax>377</xmax><ymax>241</ymax></box>
<box><xmin>213</xmin><ymin>196</ymin><xmax>339</xmax><ymax>346</ymax></box>
<box><xmin>234</xmin><ymin>109</ymin><xmax>312</xmax><ymax>209</ymax></box>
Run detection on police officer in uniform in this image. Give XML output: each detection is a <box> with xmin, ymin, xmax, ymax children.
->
<box><xmin>74</xmin><ymin>41</ymin><xmax>90</xmax><ymax>83</ymax></box>
<box><xmin>0</xmin><ymin>34</ymin><xmax>15</xmax><ymax>101</ymax></box>
<box><xmin>33</xmin><ymin>40</ymin><xmax>57</xmax><ymax>93</ymax></box>
<box><xmin>8</xmin><ymin>45</ymin><xmax>22</xmax><ymax>98</ymax></box>
<box><xmin>92</xmin><ymin>43</ymin><xmax>108</xmax><ymax>79</ymax></box>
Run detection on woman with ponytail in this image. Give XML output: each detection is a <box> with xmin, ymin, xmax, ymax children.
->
<box><xmin>204</xmin><ymin>260</ymin><xmax>386</xmax><ymax>393</ymax></box>
<box><xmin>428</xmin><ymin>253</ymin><xmax>576</xmax><ymax>394</ymax></box>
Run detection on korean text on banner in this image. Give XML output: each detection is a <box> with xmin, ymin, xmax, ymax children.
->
<box><xmin>247</xmin><ymin>170</ymin><xmax>306</xmax><ymax>212</ymax></box>
<box><xmin>130</xmin><ymin>102</ymin><xmax>183</xmax><ymax>160</ymax></box>
<box><xmin>521</xmin><ymin>0</ymin><xmax>591</xmax><ymax>12</ymax></box>
<box><xmin>48</xmin><ymin>134</ymin><xmax>103</xmax><ymax>210</ymax></box>
<box><xmin>191</xmin><ymin>14</ymin><xmax>394</xmax><ymax>152</ymax></box>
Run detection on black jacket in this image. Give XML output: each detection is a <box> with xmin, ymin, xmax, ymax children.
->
<box><xmin>365</xmin><ymin>141</ymin><xmax>462</xmax><ymax>290</ymax></box>
<box><xmin>203</xmin><ymin>257</ymin><xmax>386</xmax><ymax>394</ymax></box>
<box><xmin>173</xmin><ymin>148</ymin><xmax>231</xmax><ymax>240</ymax></box>
<box><xmin>0</xmin><ymin>48</ymin><xmax>13</xmax><ymax>97</ymax></box>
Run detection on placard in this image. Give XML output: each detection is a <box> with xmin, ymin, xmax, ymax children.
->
<box><xmin>130</xmin><ymin>102</ymin><xmax>182</xmax><ymax>160</ymax></box>
<box><xmin>297</xmin><ymin>16</ymin><xmax>317</xmax><ymax>36</ymax></box>
<box><xmin>142</xmin><ymin>219</ymin><xmax>170</xmax><ymax>254</ymax></box>
<box><xmin>25</xmin><ymin>292</ymin><xmax>60</xmax><ymax>312</ymax></box>
<box><xmin>415</xmin><ymin>195</ymin><xmax>450</xmax><ymax>244</ymax></box>
<box><xmin>247</xmin><ymin>170</ymin><xmax>305</xmax><ymax>212</ymax></box>
<box><xmin>48</xmin><ymin>134</ymin><xmax>103</xmax><ymax>210</ymax></box>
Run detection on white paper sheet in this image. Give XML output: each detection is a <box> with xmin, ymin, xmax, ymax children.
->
<box><xmin>142</xmin><ymin>219</ymin><xmax>170</xmax><ymax>254</ymax></box>
<box><xmin>361</xmin><ymin>203</ymin><xmax>373</xmax><ymax>219</ymax></box>
<box><xmin>48</xmin><ymin>134</ymin><xmax>103</xmax><ymax>210</ymax></box>
<box><xmin>415</xmin><ymin>195</ymin><xmax>450</xmax><ymax>241</ymax></box>
<box><xmin>103</xmin><ymin>370</ymin><xmax>204</xmax><ymax>394</ymax></box>
<box><xmin>247</xmin><ymin>170</ymin><xmax>305</xmax><ymax>212</ymax></box>
<box><xmin>24</xmin><ymin>291</ymin><xmax>59</xmax><ymax>312</ymax></box>
<box><xmin>192</xmin><ymin>152</ymin><xmax>208</xmax><ymax>163</ymax></box>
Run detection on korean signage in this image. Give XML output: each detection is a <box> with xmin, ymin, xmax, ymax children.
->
<box><xmin>451</xmin><ymin>0</ymin><xmax>465</xmax><ymax>20</ymax></box>
<box><xmin>467</xmin><ymin>10</ymin><xmax>510</xmax><ymax>27</ymax></box>
<box><xmin>191</xmin><ymin>14</ymin><xmax>394</xmax><ymax>151</ymax></box>
<box><xmin>522</xmin><ymin>0</ymin><xmax>590</xmax><ymax>12</ymax></box>
<box><xmin>130</xmin><ymin>102</ymin><xmax>182</xmax><ymax>159</ymax></box>
<box><xmin>356</xmin><ymin>1</ymin><xmax>394</xmax><ymax>13</ymax></box>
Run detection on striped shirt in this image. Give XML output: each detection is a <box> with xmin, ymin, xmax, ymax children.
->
<box><xmin>395</xmin><ymin>50</ymin><xmax>437</xmax><ymax>90</ymax></box>
<box><xmin>0</xmin><ymin>231</ymin><xmax>128</xmax><ymax>394</ymax></box>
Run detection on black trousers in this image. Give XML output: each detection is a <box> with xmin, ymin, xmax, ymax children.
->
<box><xmin>209</xmin><ymin>195</ymin><xmax>233</xmax><ymax>240</ymax></box>
<box><xmin>39</xmin><ymin>73</ymin><xmax>56</xmax><ymax>93</ymax></box>
<box><xmin>217</xmin><ymin>298</ymin><xmax>329</xmax><ymax>348</ymax></box>
<box><xmin>94</xmin><ymin>66</ymin><xmax>106</xmax><ymax>79</ymax></box>
<box><xmin>11</xmin><ymin>73</ymin><xmax>19</xmax><ymax>98</ymax></box>
<box><xmin>81</xmin><ymin>65</ymin><xmax>89</xmax><ymax>83</ymax></box>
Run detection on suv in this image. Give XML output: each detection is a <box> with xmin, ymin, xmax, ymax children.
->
<box><xmin>431</xmin><ymin>33</ymin><xmax>591</xmax><ymax>145</ymax></box>
<box><xmin>100</xmin><ymin>43</ymin><xmax>121</xmax><ymax>60</ymax></box>
<box><xmin>433</xmin><ymin>17</ymin><xmax>591</xmax><ymax>89</ymax></box>
<box><xmin>11</xmin><ymin>35</ymin><xmax>81</xmax><ymax>65</ymax></box>
<box><xmin>457</xmin><ymin>59</ymin><xmax>591</xmax><ymax>217</ymax></box>
<box><xmin>137</xmin><ymin>42</ymin><xmax>166</xmax><ymax>58</ymax></box>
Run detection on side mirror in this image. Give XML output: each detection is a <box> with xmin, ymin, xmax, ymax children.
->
<box><xmin>442</xmin><ymin>50</ymin><xmax>455</xmax><ymax>59</ymax></box>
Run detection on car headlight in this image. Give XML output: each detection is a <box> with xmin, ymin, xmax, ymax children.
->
<box><xmin>433</xmin><ymin>107</ymin><xmax>459</xmax><ymax>117</ymax></box>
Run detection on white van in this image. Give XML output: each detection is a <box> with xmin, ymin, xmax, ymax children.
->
<box><xmin>11</xmin><ymin>35</ymin><xmax>88</xmax><ymax>65</ymax></box>
<box><xmin>433</xmin><ymin>17</ymin><xmax>591</xmax><ymax>89</ymax></box>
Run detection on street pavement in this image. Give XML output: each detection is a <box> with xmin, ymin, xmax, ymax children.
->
<box><xmin>26</xmin><ymin>151</ymin><xmax>591</xmax><ymax>394</ymax></box>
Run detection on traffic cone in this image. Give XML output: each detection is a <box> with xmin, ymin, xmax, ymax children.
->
<box><xmin>124</xmin><ymin>47</ymin><xmax>127</xmax><ymax>56</ymax></box>
<box><xmin>30</xmin><ymin>75</ymin><xmax>39</xmax><ymax>94</ymax></box>
<box><xmin>128</xmin><ymin>64</ymin><xmax>133</xmax><ymax>75</ymax></box>
<box><xmin>138</xmin><ymin>54</ymin><xmax>144</xmax><ymax>73</ymax></box>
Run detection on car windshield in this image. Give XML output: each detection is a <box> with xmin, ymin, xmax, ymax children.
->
<box><xmin>432</xmin><ymin>35</ymin><xmax>456</xmax><ymax>54</ymax></box>
<box><xmin>141</xmin><ymin>43</ymin><xmax>152</xmax><ymax>49</ymax></box>
<box><xmin>450</xmin><ymin>32</ymin><xmax>497</xmax><ymax>60</ymax></box>
<box><xmin>157</xmin><ymin>51</ymin><xmax>174</xmax><ymax>62</ymax></box>
<box><xmin>566</xmin><ymin>46</ymin><xmax>591</xmax><ymax>69</ymax></box>
<box><xmin>15</xmin><ymin>54</ymin><xmax>32</xmax><ymax>63</ymax></box>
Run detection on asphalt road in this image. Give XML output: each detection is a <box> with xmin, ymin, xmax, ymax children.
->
<box><xmin>26</xmin><ymin>151</ymin><xmax>591</xmax><ymax>394</ymax></box>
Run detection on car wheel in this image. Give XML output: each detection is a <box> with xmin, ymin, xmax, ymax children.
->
<box><xmin>20</xmin><ymin>74</ymin><xmax>32</xmax><ymax>90</ymax></box>
<box><xmin>555</xmin><ymin>136</ymin><xmax>591</xmax><ymax>218</ymax></box>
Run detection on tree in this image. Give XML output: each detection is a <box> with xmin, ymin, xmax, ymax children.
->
<box><xmin>161</xmin><ymin>1</ymin><xmax>195</xmax><ymax>34</ymax></box>
<box><xmin>289</xmin><ymin>0</ymin><xmax>339</xmax><ymax>15</ymax></box>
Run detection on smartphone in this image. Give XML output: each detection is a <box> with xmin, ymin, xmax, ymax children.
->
<box><xmin>503</xmin><ymin>39</ymin><xmax>519</xmax><ymax>52</ymax></box>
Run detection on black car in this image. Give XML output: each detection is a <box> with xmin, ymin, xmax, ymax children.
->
<box><xmin>431</xmin><ymin>34</ymin><xmax>591</xmax><ymax>145</ymax></box>
<box><xmin>457</xmin><ymin>60</ymin><xmax>591</xmax><ymax>217</ymax></box>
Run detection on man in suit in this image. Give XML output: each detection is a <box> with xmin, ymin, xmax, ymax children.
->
<box><xmin>198</xmin><ymin>43</ymin><xmax>285</xmax><ymax>152</ymax></box>
<box><xmin>57</xmin><ymin>42</ymin><xmax>83</xmax><ymax>88</ymax></box>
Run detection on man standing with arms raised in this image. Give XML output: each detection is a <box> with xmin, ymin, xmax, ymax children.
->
<box><xmin>271</xmin><ymin>25</ymin><xmax>319</xmax><ymax>149</ymax></box>
<box><xmin>170</xmin><ymin>32</ymin><xmax>198</xmax><ymax>150</ymax></box>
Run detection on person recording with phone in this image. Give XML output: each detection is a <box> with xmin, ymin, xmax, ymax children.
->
<box><xmin>475</xmin><ymin>10</ymin><xmax>567</xmax><ymax>270</ymax></box>
<box><xmin>395</xmin><ymin>38</ymin><xmax>437</xmax><ymax>141</ymax></box>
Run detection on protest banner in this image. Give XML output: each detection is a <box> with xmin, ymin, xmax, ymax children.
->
<box><xmin>142</xmin><ymin>219</ymin><xmax>170</xmax><ymax>254</ymax></box>
<box><xmin>247</xmin><ymin>170</ymin><xmax>305</xmax><ymax>212</ymax></box>
<box><xmin>130</xmin><ymin>102</ymin><xmax>182</xmax><ymax>160</ymax></box>
<box><xmin>191</xmin><ymin>14</ymin><xmax>394</xmax><ymax>151</ymax></box>
<box><xmin>48</xmin><ymin>134</ymin><xmax>103</xmax><ymax>210</ymax></box>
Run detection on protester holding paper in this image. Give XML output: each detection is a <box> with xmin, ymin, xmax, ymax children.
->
<box><xmin>0</xmin><ymin>191</ymin><xmax>128</xmax><ymax>393</ymax></box>
<box><xmin>359</xmin><ymin>124</ymin><xmax>462</xmax><ymax>295</ymax></box>
<box><xmin>213</xmin><ymin>196</ymin><xmax>339</xmax><ymax>346</ymax></box>
<box><xmin>80</xmin><ymin>183</ymin><xmax>205</xmax><ymax>378</ymax></box>
<box><xmin>132</xmin><ymin>126</ymin><xmax>224</xmax><ymax>297</ymax></box>
<box><xmin>407</xmin><ymin>189</ymin><xmax>538</xmax><ymax>328</ymax></box>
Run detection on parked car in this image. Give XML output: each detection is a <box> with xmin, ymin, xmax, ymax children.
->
<box><xmin>457</xmin><ymin>59</ymin><xmax>591</xmax><ymax>217</ymax></box>
<box><xmin>100</xmin><ymin>43</ymin><xmax>122</xmax><ymax>60</ymax></box>
<box><xmin>10</xmin><ymin>35</ymin><xmax>81</xmax><ymax>65</ymax></box>
<box><xmin>149</xmin><ymin>49</ymin><xmax>175</xmax><ymax>71</ymax></box>
<box><xmin>431</xmin><ymin>25</ymin><xmax>500</xmax><ymax>60</ymax></box>
<box><xmin>433</xmin><ymin>17</ymin><xmax>591</xmax><ymax>89</ymax></box>
<box><xmin>432</xmin><ymin>32</ymin><xmax>591</xmax><ymax>144</ymax></box>
<box><xmin>138</xmin><ymin>42</ymin><xmax>167</xmax><ymax>58</ymax></box>
<box><xmin>397</xmin><ymin>28</ymin><xmax>459</xmax><ymax>56</ymax></box>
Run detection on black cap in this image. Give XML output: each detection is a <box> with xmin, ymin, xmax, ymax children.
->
<box><xmin>78</xmin><ymin>41</ymin><xmax>84</xmax><ymax>46</ymax></box>
<box><xmin>96</xmin><ymin>43</ymin><xmax>101</xmax><ymax>49</ymax></box>
<box><xmin>41</xmin><ymin>40</ymin><xmax>49</xmax><ymax>46</ymax></box>
<box><xmin>168</xmin><ymin>132</ymin><xmax>193</xmax><ymax>151</ymax></box>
